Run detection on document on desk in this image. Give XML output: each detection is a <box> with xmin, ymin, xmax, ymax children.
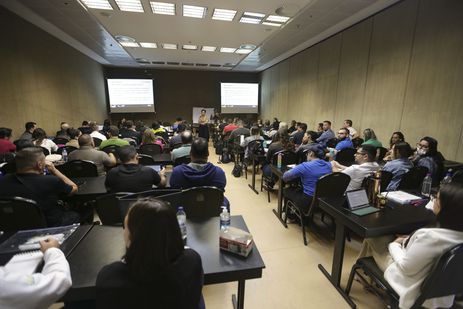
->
<box><xmin>4</xmin><ymin>250</ymin><xmax>43</xmax><ymax>275</ymax></box>
<box><xmin>381</xmin><ymin>191</ymin><xmax>422</xmax><ymax>204</ymax></box>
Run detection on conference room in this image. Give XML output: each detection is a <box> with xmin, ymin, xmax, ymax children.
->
<box><xmin>1</xmin><ymin>0</ymin><xmax>463</xmax><ymax>308</ymax></box>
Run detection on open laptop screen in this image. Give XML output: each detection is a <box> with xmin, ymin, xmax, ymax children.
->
<box><xmin>346</xmin><ymin>189</ymin><xmax>370</xmax><ymax>210</ymax></box>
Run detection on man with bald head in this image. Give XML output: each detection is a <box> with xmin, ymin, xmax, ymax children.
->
<box><xmin>68</xmin><ymin>134</ymin><xmax>116</xmax><ymax>175</ymax></box>
<box><xmin>171</xmin><ymin>130</ymin><xmax>193</xmax><ymax>161</ymax></box>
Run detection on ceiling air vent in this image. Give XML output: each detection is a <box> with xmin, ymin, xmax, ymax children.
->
<box><xmin>209</xmin><ymin>64</ymin><xmax>221</xmax><ymax>67</ymax></box>
<box><xmin>182</xmin><ymin>62</ymin><xmax>194</xmax><ymax>66</ymax></box>
<box><xmin>152</xmin><ymin>61</ymin><xmax>165</xmax><ymax>65</ymax></box>
<box><xmin>167</xmin><ymin>62</ymin><xmax>180</xmax><ymax>65</ymax></box>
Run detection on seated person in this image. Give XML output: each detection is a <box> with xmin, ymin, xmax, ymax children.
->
<box><xmin>99</xmin><ymin>126</ymin><xmax>130</xmax><ymax>149</ymax></box>
<box><xmin>169</xmin><ymin>124</ymin><xmax>186</xmax><ymax>148</ymax></box>
<box><xmin>0</xmin><ymin>237</ymin><xmax>72</xmax><ymax>309</ymax></box>
<box><xmin>282</xmin><ymin>144</ymin><xmax>332</xmax><ymax>214</ymax></box>
<box><xmin>262</xmin><ymin>130</ymin><xmax>294</xmax><ymax>179</ymax></box>
<box><xmin>383</xmin><ymin>131</ymin><xmax>405</xmax><ymax>161</ymax></box>
<box><xmin>343</xmin><ymin>119</ymin><xmax>358</xmax><ymax>139</ymax></box>
<box><xmin>382</xmin><ymin>142</ymin><xmax>414</xmax><ymax>191</ymax></box>
<box><xmin>0</xmin><ymin>127</ymin><xmax>16</xmax><ymax>154</ymax></box>
<box><xmin>106</xmin><ymin>146</ymin><xmax>166</xmax><ymax>193</ymax></box>
<box><xmin>326</xmin><ymin>128</ymin><xmax>353</xmax><ymax>159</ymax></box>
<box><xmin>222</xmin><ymin>119</ymin><xmax>238</xmax><ymax>136</ymax></box>
<box><xmin>32</xmin><ymin>128</ymin><xmax>58</xmax><ymax>154</ymax></box>
<box><xmin>0</xmin><ymin>147</ymin><xmax>79</xmax><ymax>226</ymax></box>
<box><xmin>291</xmin><ymin>123</ymin><xmax>307</xmax><ymax>146</ymax></box>
<box><xmin>119</xmin><ymin>120</ymin><xmax>141</xmax><ymax>145</ymax></box>
<box><xmin>141</xmin><ymin>129</ymin><xmax>165</xmax><ymax>150</ymax></box>
<box><xmin>331</xmin><ymin>144</ymin><xmax>380</xmax><ymax>191</ymax></box>
<box><xmin>78</xmin><ymin>120</ymin><xmax>93</xmax><ymax>135</ymax></box>
<box><xmin>89</xmin><ymin>121</ymin><xmax>107</xmax><ymax>142</ymax></box>
<box><xmin>68</xmin><ymin>134</ymin><xmax>116</xmax><ymax>176</ymax></box>
<box><xmin>96</xmin><ymin>198</ymin><xmax>204</xmax><ymax>309</ymax></box>
<box><xmin>55</xmin><ymin>122</ymin><xmax>70</xmax><ymax>140</ymax></box>
<box><xmin>241</xmin><ymin>126</ymin><xmax>264</xmax><ymax>159</ymax></box>
<box><xmin>19</xmin><ymin>121</ymin><xmax>36</xmax><ymax>141</ymax></box>
<box><xmin>296</xmin><ymin>131</ymin><xmax>318</xmax><ymax>155</ymax></box>
<box><xmin>361</xmin><ymin>128</ymin><xmax>382</xmax><ymax>148</ymax></box>
<box><xmin>171</xmin><ymin>131</ymin><xmax>192</xmax><ymax>162</ymax></box>
<box><xmin>316</xmin><ymin>121</ymin><xmax>335</xmax><ymax>147</ymax></box>
<box><xmin>361</xmin><ymin>183</ymin><xmax>463</xmax><ymax>309</ymax></box>
<box><xmin>65</xmin><ymin>128</ymin><xmax>81</xmax><ymax>149</ymax></box>
<box><xmin>412</xmin><ymin>136</ymin><xmax>444</xmax><ymax>186</ymax></box>
<box><xmin>287</xmin><ymin>120</ymin><xmax>297</xmax><ymax>134</ymax></box>
<box><xmin>229</xmin><ymin>120</ymin><xmax>250</xmax><ymax>143</ymax></box>
<box><xmin>151</xmin><ymin>121</ymin><xmax>168</xmax><ymax>141</ymax></box>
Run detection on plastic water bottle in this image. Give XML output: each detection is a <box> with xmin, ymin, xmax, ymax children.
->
<box><xmin>277</xmin><ymin>152</ymin><xmax>282</xmax><ymax>168</ymax></box>
<box><xmin>62</xmin><ymin>148</ymin><xmax>68</xmax><ymax>162</ymax></box>
<box><xmin>220</xmin><ymin>207</ymin><xmax>230</xmax><ymax>231</ymax></box>
<box><xmin>176</xmin><ymin>207</ymin><xmax>187</xmax><ymax>243</ymax></box>
<box><xmin>421</xmin><ymin>173</ymin><xmax>432</xmax><ymax>197</ymax></box>
<box><xmin>440</xmin><ymin>169</ymin><xmax>453</xmax><ymax>186</ymax></box>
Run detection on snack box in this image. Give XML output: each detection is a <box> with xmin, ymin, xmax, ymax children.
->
<box><xmin>219</xmin><ymin>226</ymin><xmax>253</xmax><ymax>257</ymax></box>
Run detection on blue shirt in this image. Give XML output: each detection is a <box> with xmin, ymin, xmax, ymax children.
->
<box><xmin>383</xmin><ymin>158</ymin><xmax>414</xmax><ymax>191</ymax></box>
<box><xmin>316</xmin><ymin>129</ymin><xmax>335</xmax><ymax>147</ymax></box>
<box><xmin>282</xmin><ymin>159</ymin><xmax>332</xmax><ymax>196</ymax></box>
<box><xmin>335</xmin><ymin>139</ymin><xmax>353</xmax><ymax>151</ymax></box>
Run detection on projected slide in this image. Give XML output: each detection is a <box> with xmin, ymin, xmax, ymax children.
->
<box><xmin>221</xmin><ymin>83</ymin><xmax>259</xmax><ymax>114</ymax></box>
<box><xmin>108</xmin><ymin>79</ymin><xmax>155</xmax><ymax>113</ymax></box>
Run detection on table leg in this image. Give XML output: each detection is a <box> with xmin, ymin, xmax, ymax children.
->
<box><xmin>318</xmin><ymin>220</ymin><xmax>356</xmax><ymax>308</ymax></box>
<box><xmin>231</xmin><ymin>280</ymin><xmax>246</xmax><ymax>309</ymax></box>
<box><xmin>248</xmin><ymin>158</ymin><xmax>259</xmax><ymax>194</ymax></box>
<box><xmin>272</xmin><ymin>176</ymin><xmax>287</xmax><ymax>228</ymax></box>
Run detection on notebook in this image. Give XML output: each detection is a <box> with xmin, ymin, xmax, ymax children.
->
<box><xmin>381</xmin><ymin>191</ymin><xmax>423</xmax><ymax>205</ymax></box>
<box><xmin>4</xmin><ymin>250</ymin><xmax>43</xmax><ymax>275</ymax></box>
<box><xmin>346</xmin><ymin>189</ymin><xmax>380</xmax><ymax>216</ymax></box>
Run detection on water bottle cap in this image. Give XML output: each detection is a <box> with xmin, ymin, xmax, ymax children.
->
<box><xmin>178</xmin><ymin>206</ymin><xmax>184</xmax><ymax>210</ymax></box>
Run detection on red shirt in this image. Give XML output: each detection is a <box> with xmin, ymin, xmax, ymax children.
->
<box><xmin>223</xmin><ymin>124</ymin><xmax>238</xmax><ymax>134</ymax></box>
<box><xmin>0</xmin><ymin>139</ymin><xmax>16</xmax><ymax>153</ymax></box>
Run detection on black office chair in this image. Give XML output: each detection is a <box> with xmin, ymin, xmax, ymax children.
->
<box><xmin>174</xmin><ymin>186</ymin><xmax>224</xmax><ymax>220</ymax></box>
<box><xmin>95</xmin><ymin>192</ymin><xmax>133</xmax><ymax>226</ymax></box>
<box><xmin>351</xmin><ymin>137</ymin><xmax>364</xmax><ymax>149</ymax></box>
<box><xmin>326</xmin><ymin>138</ymin><xmax>338</xmax><ymax>148</ymax></box>
<box><xmin>138</xmin><ymin>154</ymin><xmax>156</xmax><ymax>166</ymax></box>
<box><xmin>377</xmin><ymin>147</ymin><xmax>388</xmax><ymax>162</ymax></box>
<box><xmin>0</xmin><ymin>161</ymin><xmax>16</xmax><ymax>174</ymax></box>
<box><xmin>261</xmin><ymin>150</ymin><xmax>298</xmax><ymax>203</ymax></box>
<box><xmin>284</xmin><ymin>172</ymin><xmax>351</xmax><ymax>245</ymax></box>
<box><xmin>138</xmin><ymin>143</ymin><xmax>162</xmax><ymax>156</ymax></box>
<box><xmin>93</xmin><ymin>137</ymin><xmax>102</xmax><ymax>147</ymax></box>
<box><xmin>101</xmin><ymin>145</ymin><xmax>120</xmax><ymax>159</ymax></box>
<box><xmin>119</xmin><ymin>189</ymin><xmax>183</xmax><ymax>219</ymax></box>
<box><xmin>345</xmin><ymin>244</ymin><xmax>463</xmax><ymax>309</ymax></box>
<box><xmin>57</xmin><ymin>160</ymin><xmax>98</xmax><ymax>177</ymax></box>
<box><xmin>336</xmin><ymin>148</ymin><xmax>356</xmax><ymax>166</ymax></box>
<box><xmin>56</xmin><ymin>146</ymin><xmax>78</xmax><ymax>155</ymax></box>
<box><xmin>0</xmin><ymin>197</ymin><xmax>46</xmax><ymax>231</ymax></box>
<box><xmin>398</xmin><ymin>166</ymin><xmax>428</xmax><ymax>191</ymax></box>
<box><xmin>53</xmin><ymin>137</ymin><xmax>69</xmax><ymax>145</ymax></box>
<box><xmin>243</xmin><ymin>140</ymin><xmax>265</xmax><ymax>179</ymax></box>
<box><xmin>362</xmin><ymin>170</ymin><xmax>394</xmax><ymax>193</ymax></box>
<box><xmin>173</xmin><ymin>156</ymin><xmax>191</xmax><ymax>166</ymax></box>
<box><xmin>452</xmin><ymin>170</ymin><xmax>463</xmax><ymax>184</ymax></box>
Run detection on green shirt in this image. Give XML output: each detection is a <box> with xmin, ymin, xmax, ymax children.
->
<box><xmin>99</xmin><ymin>137</ymin><xmax>130</xmax><ymax>149</ymax></box>
<box><xmin>362</xmin><ymin>138</ymin><xmax>382</xmax><ymax>148</ymax></box>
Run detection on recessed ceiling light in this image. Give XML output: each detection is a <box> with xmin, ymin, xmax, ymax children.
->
<box><xmin>183</xmin><ymin>44</ymin><xmax>198</xmax><ymax>50</ymax></box>
<box><xmin>266</xmin><ymin>15</ymin><xmax>290</xmax><ymax>23</ymax></box>
<box><xmin>262</xmin><ymin>22</ymin><xmax>282</xmax><ymax>27</ymax></box>
<box><xmin>240</xmin><ymin>17</ymin><xmax>261</xmax><ymax>24</ymax></box>
<box><xmin>120</xmin><ymin>42</ymin><xmax>140</xmax><ymax>47</ymax></box>
<box><xmin>80</xmin><ymin>0</ymin><xmax>113</xmax><ymax>10</ymax></box>
<box><xmin>140</xmin><ymin>42</ymin><xmax>157</xmax><ymax>48</ymax></box>
<box><xmin>243</xmin><ymin>12</ymin><xmax>265</xmax><ymax>18</ymax></box>
<box><xmin>150</xmin><ymin>2</ymin><xmax>175</xmax><ymax>15</ymax></box>
<box><xmin>114</xmin><ymin>0</ymin><xmax>144</xmax><ymax>12</ymax></box>
<box><xmin>162</xmin><ymin>43</ymin><xmax>178</xmax><ymax>49</ymax></box>
<box><xmin>115</xmin><ymin>35</ymin><xmax>137</xmax><ymax>42</ymax></box>
<box><xmin>212</xmin><ymin>8</ymin><xmax>237</xmax><ymax>21</ymax></box>
<box><xmin>210</xmin><ymin>64</ymin><xmax>221</xmax><ymax>67</ymax></box>
<box><xmin>201</xmin><ymin>46</ymin><xmax>216</xmax><ymax>52</ymax></box>
<box><xmin>183</xmin><ymin>5</ymin><xmax>206</xmax><ymax>18</ymax></box>
<box><xmin>220</xmin><ymin>47</ymin><xmax>236</xmax><ymax>53</ymax></box>
<box><xmin>235</xmin><ymin>49</ymin><xmax>252</xmax><ymax>54</ymax></box>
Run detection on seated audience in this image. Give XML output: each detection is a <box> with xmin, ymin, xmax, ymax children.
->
<box><xmin>343</xmin><ymin>119</ymin><xmax>358</xmax><ymax>139</ymax></box>
<box><xmin>0</xmin><ymin>147</ymin><xmax>79</xmax><ymax>226</ymax></box>
<box><xmin>32</xmin><ymin>128</ymin><xmax>58</xmax><ymax>154</ymax></box>
<box><xmin>266</xmin><ymin>121</ymin><xmax>280</xmax><ymax>138</ymax></box>
<box><xmin>101</xmin><ymin>119</ymin><xmax>111</xmax><ymax>137</ymax></box>
<box><xmin>151</xmin><ymin>121</ymin><xmax>168</xmax><ymax>141</ymax></box>
<box><xmin>412</xmin><ymin>136</ymin><xmax>444</xmax><ymax>186</ymax></box>
<box><xmin>89</xmin><ymin>121</ymin><xmax>107</xmax><ymax>142</ymax></box>
<box><xmin>362</xmin><ymin>128</ymin><xmax>382</xmax><ymax>148</ymax></box>
<box><xmin>169</xmin><ymin>124</ymin><xmax>186</xmax><ymax>148</ymax></box>
<box><xmin>0</xmin><ymin>237</ymin><xmax>72</xmax><ymax>309</ymax></box>
<box><xmin>292</xmin><ymin>123</ymin><xmax>307</xmax><ymax>146</ymax></box>
<box><xmin>241</xmin><ymin>126</ymin><xmax>264</xmax><ymax>159</ymax></box>
<box><xmin>171</xmin><ymin>131</ymin><xmax>193</xmax><ymax>162</ymax></box>
<box><xmin>99</xmin><ymin>126</ymin><xmax>130</xmax><ymax>149</ymax></box>
<box><xmin>141</xmin><ymin>129</ymin><xmax>164</xmax><ymax>150</ymax></box>
<box><xmin>15</xmin><ymin>140</ymin><xmax>35</xmax><ymax>151</ymax></box>
<box><xmin>316</xmin><ymin>121</ymin><xmax>335</xmax><ymax>147</ymax></box>
<box><xmin>172</xmin><ymin>117</ymin><xmax>183</xmax><ymax>132</ymax></box>
<box><xmin>19</xmin><ymin>121</ymin><xmax>36</xmax><ymax>141</ymax></box>
<box><xmin>326</xmin><ymin>128</ymin><xmax>354</xmax><ymax>159</ymax></box>
<box><xmin>119</xmin><ymin>120</ymin><xmax>141</xmax><ymax>145</ymax></box>
<box><xmin>68</xmin><ymin>134</ymin><xmax>116</xmax><ymax>176</ymax></box>
<box><xmin>55</xmin><ymin>122</ymin><xmax>70</xmax><ymax>140</ymax></box>
<box><xmin>383</xmin><ymin>131</ymin><xmax>405</xmax><ymax>161</ymax></box>
<box><xmin>229</xmin><ymin>120</ymin><xmax>250</xmax><ymax>142</ymax></box>
<box><xmin>78</xmin><ymin>120</ymin><xmax>93</xmax><ymax>135</ymax></box>
<box><xmin>96</xmin><ymin>198</ymin><xmax>204</xmax><ymax>309</ymax></box>
<box><xmin>316</xmin><ymin>122</ymin><xmax>324</xmax><ymax>138</ymax></box>
<box><xmin>106</xmin><ymin>146</ymin><xmax>166</xmax><ymax>193</ymax></box>
<box><xmin>382</xmin><ymin>142</ymin><xmax>414</xmax><ymax>191</ymax></box>
<box><xmin>65</xmin><ymin>128</ymin><xmax>81</xmax><ymax>149</ymax></box>
<box><xmin>262</xmin><ymin>130</ymin><xmax>294</xmax><ymax>180</ymax></box>
<box><xmin>287</xmin><ymin>120</ymin><xmax>297</xmax><ymax>134</ymax></box>
<box><xmin>296</xmin><ymin>131</ymin><xmax>318</xmax><ymax>154</ymax></box>
<box><xmin>263</xmin><ymin>119</ymin><xmax>272</xmax><ymax>132</ymax></box>
<box><xmin>0</xmin><ymin>127</ymin><xmax>16</xmax><ymax>153</ymax></box>
<box><xmin>222</xmin><ymin>119</ymin><xmax>238</xmax><ymax>136</ymax></box>
<box><xmin>331</xmin><ymin>144</ymin><xmax>380</xmax><ymax>191</ymax></box>
<box><xmin>282</xmin><ymin>144</ymin><xmax>332</xmax><ymax>212</ymax></box>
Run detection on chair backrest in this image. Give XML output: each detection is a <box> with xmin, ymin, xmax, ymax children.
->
<box><xmin>95</xmin><ymin>192</ymin><xmax>132</xmax><ymax>226</ymax></box>
<box><xmin>139</xmin><ymin>143</ymin><xmax>162</xmax><ymax>156</ymax></box>
<box><xmin>173</xmin><ymin>156</ymin><xmax>191</xmax><ymax>166</ymax></box>
<box><xmin>297</xmin><ymin>149</ymin><xmax>310</xmax><ymax>164</ymax></box>
<box><xmin>0</xmin><ymin>152</ymin><xmax>15</xmax><ymax>163</ymax></box>
<box><xmin>247</xmin><ymin>140</ymin><xmax>265</xmax><ymax>156</ymax></box>
<box><xmin>336</xmin><ymin>148</ymin><xmax>356</xmax><ymax>166</ymax></box>
<box><xmin>0</xmin><ymin>197</ymin><xmax>46</xmax><ymax>231</ymax></box>
<box><xmin>58</xmin><ymin>160</ymin><xmax>98</xmax><ymax>177</ymax></box>
<box><xmin>326</xmin><ymin>138</ymin><xmax>338</xmax><ymax>148</ymax></box>
<box><xmin>398</xmin><ymin>166</ymin><xmax>428</xmax><ymax>191</ymax></box>
<box><xmin>309</xmin><ymin>173</ymin><xmax>351</xmax><ymax>214</ymax></box>
<box><xmin>138</xmin><ymin>154</ymin><xmax>156</xmax><ymax>166</ymax></box>
<box><xmin>93</xmin><ymin>137</ymin><xmax>102</xmax><ymax>147</ymax></box>
<box><xmin>0</xmin><ymin>161</ymin><xmax>16</xmax><ymax>174</ymax></box>
<box><xmin>56</xmin><ymin>146</ymin><xmax>78</xmax><ymax>155</ymax></box>
<box><xmin>413</xmin><ymin>244</ymin><xmax>463</xmax><ymax>307</ymax></box>
<box><xmin>272</xmin><ymin>150</ymin><xmax>298</xmax><ymax>166</ymax></box>
<box><xmin>351</xmin><ymin>137</ymin><xmax>364</xmax><ymax>149</ymax></box>
<box><xmin>118</xmin><ymin>189</ymin><xmax>183</xmax><ymax>219</ymax></box>
<box><xmin>53</xmin><ymin>137</ymin><xmax>69</xmax><ymax>145</ymax></box>
<box><xmin>174</xmin><ymin>186</ymin><xmax>224</xmax><ymax>220</ymax></box>
<box><xmin>377</xmin><ymin>147</ymin><xmax>388</xmax><ymax>162</ymax></box>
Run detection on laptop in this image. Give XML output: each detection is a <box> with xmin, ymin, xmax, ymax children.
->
<box><xmin>146</xmin><ymin>165</ymin><xmax>162</xmax><ymax>172</ymax></box>
<box><xmin>345</xmin><ymin>189</ymin><xmax>380</xmax><ymax>216</ymax></box>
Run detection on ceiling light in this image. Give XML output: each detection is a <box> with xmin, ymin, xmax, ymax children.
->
<box><xmin>201</xmin><ymin>46</ymin><xmax>216</xmax><ymax>52</ymax></box>
<box><xmin>243</xmin><ymin>12</ymin><xmax>265</xmax><ymax>18</ymax></box>
<box><xmin>114</xmin><ymin>0</ymin><xmax>144</xmax><ymax>12</ymax></box>
<box><xmin>115</xmin><ymin>35</ymin><xmax>136</xmax><ymax>42</ymax></box>
<box><xmin>212</xmin><ymin>8</ymin><xmax>237</xmax><ymax>21</ymax></box>
<box><xmin>266</xmin><ymin>15</ymin><xmax>290</xmax><ymax>23</ymax></box>
<box><xmin>262</xmin><ymin>22</ymin><xmax>282</xmax><ymax>27</ymax></box>
<box><xmin>220</xmin><ymin>47</ymin><xmax>236</xmax><ymax>53</ymax></box>
<box><xmin>120</xmin><ymin>42</ymin><xmax>139</xmax><ymax>47</ymax></box>
<box><xmin>162</xmin><ymin>43</ymin><xmax>178</xmax><ymax>49</ymax></box>
<box><xmin>150</xmin><ymin>2</ymin><xmax>175</xmax><ymax>15</ymax></box>
<box><xmin>183</xmin><ymin>5</ymin><xmax>206</xmax><ymax>18</ymax></box>
<box><xmin>79</xmin><ymin>0</ymin><xmax>113</xmax><ymax>10</ymax></box>
<box><xmin>183</xmin><ymin>44</ymin><xmax>198</xmax><ymax>50</ymax></box>
<box><xmin>235</xmin><ymin>49</ymin><xmax>252</xmax><ymax>54</ymax></box>
<box><xmin>240</xmin><ymin>17</ymin><xmax>262</xmax><ymax>24</ymax></box>
<box><xmin>140</xmin><ymin>42</ymin><xmax>157</xmax><ymax>48</ymax></box>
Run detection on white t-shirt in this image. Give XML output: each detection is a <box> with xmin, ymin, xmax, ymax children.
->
<box><xmin>90</xmin><ymin>131</ymin><xmax>107</xmax><ymax>141</ymax></box>
<box><xmin>347</xmin><ymin>126</ymin><xmax>357</xmax><ymax>138</ymax></box>
<box><xmin>37</xmin><ymin>139</ymin><xmax>58</xmax><ymax>154</ymax></box>
<box><xmin>342</xmin><ymin>162</ymin><xmax>380</xmax><ymax>191</ymax></box>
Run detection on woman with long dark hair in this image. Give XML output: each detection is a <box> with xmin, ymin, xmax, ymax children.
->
<box><xmin>32</xmin><ymin>128</ymin><xmax>58</xmax><ymax>154</ymax></box>
<box><xmin>413</xmin><ymin>136</ymin><xmax>444</xmax><ymax>185</ymax></box>
<box><xmin>96</xmin><ymin>198</ymin><xmax>204</xmax><ymax>309</ymax></box>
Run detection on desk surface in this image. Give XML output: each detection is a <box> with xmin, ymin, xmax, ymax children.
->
<box><xmin>63</xmin><ymin>215</ymin><xmax>265</xmax><ymax>301</ymax></box>
<box><xmin>319</xmin><ymin>197</ymin><xmax>436</xmax><ymax>238</ymax></box>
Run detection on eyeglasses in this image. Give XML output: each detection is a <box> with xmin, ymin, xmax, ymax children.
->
<box><xmin>337</xmin><ymin>132</ymin><xmax>346</xmax><ymax>135</ymax></box>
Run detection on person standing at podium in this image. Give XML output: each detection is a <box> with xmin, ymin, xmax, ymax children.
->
<box><xmin>198</xmin><ymin>109</ymin><xmax>209</xmax><ymax>142</ymax></box>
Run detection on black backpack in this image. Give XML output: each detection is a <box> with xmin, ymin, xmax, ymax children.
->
<box><xmin>232</xmin><ymin>162</ymin><xmax>242</xmax><ymax>177</ymax></box>
<box><xmin>221</xmin><ymin>148</ymin><xmax>232</xmax><ymax>164</ymax></box>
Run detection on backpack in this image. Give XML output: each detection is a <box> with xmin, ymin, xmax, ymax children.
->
<box><xmin>232</xmin><ymin>162</ymin><xmax>242</xmax><ymax>177</ymax></box>
<box><xmin>221</xmin><ymin>148</ymin><xmax>232</xmax><ymax>164</ymax></box>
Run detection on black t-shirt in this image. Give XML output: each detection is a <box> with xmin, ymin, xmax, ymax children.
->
<box><xmin>105</xmin><ymin>164</ymin><xmax>161</xmax><ymax>193</ymax></box>
<box><xmin>96</xmin><ymin>249</ymin><xmax>204</xmax><ymax>309</ymax></box>
<box><xmin>119</xmin><ymin>128</ymin><xmax>141</xmax><ymax>144</ymax></box>
<box><xmin>0</xmin><ymin>173</ymin><xmax>72</xmax><ymax>226</ymax></box>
